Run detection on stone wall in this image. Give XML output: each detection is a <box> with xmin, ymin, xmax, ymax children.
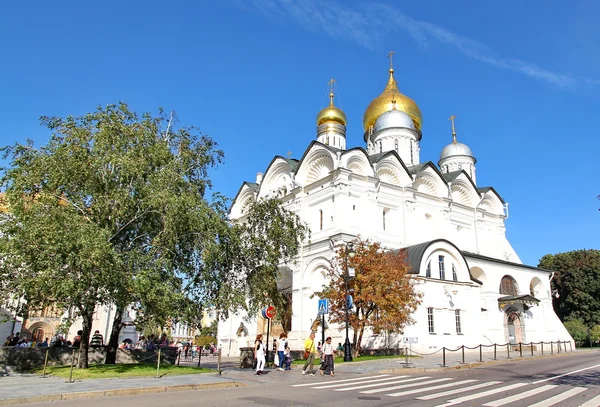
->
<box><xmin>0</xmin><ymin>347</ymin><xmax>178</xmax><ymax>372</ymax></box>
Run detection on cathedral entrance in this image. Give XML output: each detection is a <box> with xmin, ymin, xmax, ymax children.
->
<box><xmin>505</xmin><ymin>310</ymin><xmax>524</xmax><ymax>344</ymax></box>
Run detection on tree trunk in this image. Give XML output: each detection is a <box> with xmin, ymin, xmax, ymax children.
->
<box><xmin>104</xmin><ymin>305</ymin><xmax>124</xmax><ymax>365</ymax></box>
<box><xmin>77</xmin><ymin>309</ymin><xmax>94</xmax><ymax>369</ymax></box>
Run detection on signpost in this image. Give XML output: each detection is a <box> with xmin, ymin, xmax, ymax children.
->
<box><xmin>262</xmin><ymin>306</ymin><xmax>276</xmax><ymax>364</ymax></box>
<box><xmin>318</xmin><ymin>299</ymin><xmax>329</xmax><ymax>348</ymax></box>
<box><xmin>402</xmin><ymin>337</ymin><xmax>418</xmax><ymax>367</ymax></box>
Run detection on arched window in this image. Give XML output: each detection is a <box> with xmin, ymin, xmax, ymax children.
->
<box><xmin>500</xmin><ymin>275</ymin><xmax>519</xmax><ymax>296</ymax></box>
<box><xmin>319</xmin><ymin>209</ymin><xmax>323</xmax><ymax>230</ymax></box>
<box><xmin>394</xmin><ymin>139</ymin><xmax>398</xmax><ymax>152</ymax></box>
<box><xmin>452</xmin><ymin>265</ymin><xmax>458</xmax><ymax>281</ymax></box>
<box><xmin>426</xmin><ymin>261</ymin><xmax>431</xmax><ymax>278</ymax></box>
<box><xmin>438</xmin><ymin>255</ymin><xmax>446</xmax><ymax>280</ymax></box>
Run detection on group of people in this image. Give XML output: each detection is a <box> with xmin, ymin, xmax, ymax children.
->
<box><xmin>253</xmin><ymin>332</ymin><xmax>335</xmax><ymax>377</ymax></box>
<box><xmin>254</xmin><ymin>333</ymin><xmax>293</xmax><ymax>375</ymax></box>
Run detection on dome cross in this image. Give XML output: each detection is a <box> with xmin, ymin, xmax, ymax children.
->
<box><xmin>448</xmin><ymin>114</ymin><xmax>457</xmax><ymax>143</ymax></box>
<box><xmin>387</xmin><ymin>51</ymin><xmax>395</xmax><ymax>71</ymax></box>
<box><xmin>328</xmin><ymin>78</ymin><xmax>336</xmax><ymax>106</ymax></box>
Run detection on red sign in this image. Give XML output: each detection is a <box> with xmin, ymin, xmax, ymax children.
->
<box><xmin>265</xmin><ymin>305</ymin><xmax>276</xmax><ymax>319</ymax></box>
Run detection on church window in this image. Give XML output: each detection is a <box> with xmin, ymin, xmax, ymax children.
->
<box><xmin>382</xmin><ymin>209</ymin><xmax>387</xmax><ymax>230</ymax></box>
<box><xmin>499</xmin><ymin>275</ymin><xmax>519</xmax><ymax>296</ymax></box>
<box><xmin>427</xmin><ymin>308</ymin><xmax>435</xmax><ymax>333</ymax></box>
<box><xmin>394</xmin><ymin>139</ymin><xmax>398</xmax><ymax>152</ymax></box>
<box><xmin>410</xmin><ymin>141</ymin><xmax>414</xmax><ymax>164</ymax></box>
<box><xmin>379</xmin><ymin>140</ymin><xmax>382</xmax><ymax>153</ymax></box>
<box><xmin>452</xmin><ymin>265</ymin><xmax>458</xmax><ymax>281</ymax></box>
<box><xmin>438</xmin><ymin>255</ymin><xmax>446</xmax><ymax>280</ymax></box>
<box><xmin>426</xmin><ymin>261</ymin><xmax>431</xmax><ymax>278</ymax></box>
<box><xmin>455</xmin><ymin>310</ymin><xmax>462</xmax><ymax>334</ymax></box>
<box><xmin>319</xmin><ymin>210</ymin><xmax>323</xmax><ymax>230</ymax></box>
<box><xmin>326</xmin><ymin>135</ymin><xmax>329</xmax><ymax>145</ymax></box>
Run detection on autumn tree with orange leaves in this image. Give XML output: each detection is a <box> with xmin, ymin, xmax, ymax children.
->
<box><xmin>314</xmin><ymin>238</ymin><xmax>422</xmax><ymax>357</ymax></box>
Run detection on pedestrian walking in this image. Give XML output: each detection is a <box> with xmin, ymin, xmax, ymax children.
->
<box><xmin>277</xmin><ymin>333</ymin><xmax>287</xmax><ymax>371</ymax></box>
<box><xmin>320</xmin><ymin>336</ymin><xmax>335</xmax><ymax>376</ymax></box>
<box><xmin>254</xmin><ymin>334</ymin><xmax>266</xmax><ymax>375</ymax></box>
<box><xmin>302</xmin><ymin>332</ymin><xmax>317</xmax><ymax>375</ymax></box>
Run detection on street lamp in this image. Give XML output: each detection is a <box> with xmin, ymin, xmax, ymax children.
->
<box><xmin>343</xmin><ymin>242</ymin><xmax>356</xmax><ymax>362</ymax></box>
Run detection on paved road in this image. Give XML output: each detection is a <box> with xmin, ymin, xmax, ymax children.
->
<box><xmin>12</xmin><ymin>353</ymin><xmax>600</xmax><ymax>406</ymax></box>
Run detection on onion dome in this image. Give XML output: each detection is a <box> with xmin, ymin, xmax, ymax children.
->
<box><xmin>440</xmin><ymin>115</ymin><xmax>475</xmax><ymax>161</ymax></box>
<box><xmin>363</xmin><ymin>67</ymin><xmax>422</xmax><ymax>132</ymax></box>
<box><xmin>316</xmin><ymin>89</ymin><xmax>347</xmax><ymax>127</ymax></box>
<box><xmin>374</xmin><ymin>108</ymin><xmax>415</xmax><ymax>133</ymax></box>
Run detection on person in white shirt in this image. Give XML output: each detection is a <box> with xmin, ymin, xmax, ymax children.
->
<box><xmin>277</xmin><ymin>333</ymin><xmax>287</xmax><ymax>371</ymax></box>
<box><xmin>254</xmin><ymin>334</ymin><xmax>266</xmax><ymax>375</ymax></box>
<box><xmin>320</xmin><ymin>336</ymin><xmax>335</xmax><ymax>376</ymax></box>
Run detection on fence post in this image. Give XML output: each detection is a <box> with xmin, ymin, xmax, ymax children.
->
<box><xmin>551</xmin><ymin>342</ymin><xmax>553</xmax><ymax>354</ymax></box>
<box><xmin>530</xmin><ymin>342</ymin><xmax>533</xmax><ymax>356</ymax></box>
<box><xmin>569</xmin><ymin>341</ymin><xmax>573</xmax><ymax>352</ymax></box>
<box><xmin>519</xmin><ymin>342</ymin><xmax>523</xmax><ymax>358</ymax></box>
<box><xmin>156</xmin><ymin>349</ymin><xmax>161</xmax><ymax>378</ymax></box>
<box><xmin>66</xmin><ymin>348</ymin><xmax>76</xmax><ymax>383</ymax></box>
<box><xmin>479</xmin><ymin>345</ymin><xmax>482</xmax><ymax>362</ymax></box>
<box><xmin>405</xmin><ymin>347</ymin><xmax>408</xmax><ymax>366</ymax></box>
<box><xmin>217</xmin><ymin>348</ymin><xmax>222</xmax><ymax>375</ymax></box>
<box><xmin>197</xmin><ymin>348</ymin><xmax>202</xmax><ymax>367</ymax></box>
<box><xmin>41</xmin><ymin>348</ymin><xmax>50</xmax><ymax>378</ymax></box>
<box><xmin>541</xmin><ymin>342</ymin><xmax>544</xmax><ymax>355</ymax></box>
<box><xmin>493</xmin><ymin>344</ymin><xmax>497</xmax><ymax>360</ymax></box>
<box><xmin>461</xmin><ymin>346</ymin><xmax>465</xmax><ymax>364</ymax></box>
<box><xmin>507</xmin><ymin>344</ymin><xmax>510</xmax><ymax>359</ymax></box>
<box><xmin>442</xmin><ymin>347</ymin><xmax>446</xmax><ymax>367</ymax></box>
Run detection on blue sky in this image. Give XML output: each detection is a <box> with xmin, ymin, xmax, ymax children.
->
<box><xmin>1</xmin><ymin>0</ymin><xmax>598</xmax><ymax>266</ymax></box>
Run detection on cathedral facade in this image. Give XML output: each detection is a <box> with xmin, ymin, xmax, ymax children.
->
<box><xmin>217</xmin><ymin>63</ymin><xmax>573</xmax><ymax>356</ymax></box>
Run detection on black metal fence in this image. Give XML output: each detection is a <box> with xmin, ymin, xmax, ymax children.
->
<box><xmin>440</xmin><ymin>340</ymin><xmax>573</xmax><ymax>367</ymax></box>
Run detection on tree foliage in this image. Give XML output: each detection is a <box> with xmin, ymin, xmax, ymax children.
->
<box><xmin>538</xmin><ymin>249</ymin><xmax>600</xmax><ymax>327</ymax></box>
<box><xmin>0</xmin><ymin>102</ymin><xmax>308</xmax><ymax>367</ymax></box>
<box><xmin>314</xmin><ymin>238</ymin><xmax>422</xmax><ymax>356</ymax></box>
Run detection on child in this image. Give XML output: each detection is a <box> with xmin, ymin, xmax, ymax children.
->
<box><xmin>284</xmin><ymin>346</ymin><xmax>293</xmax><ymax>370</ymax></box>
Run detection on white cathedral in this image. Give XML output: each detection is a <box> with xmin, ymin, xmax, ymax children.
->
<box><xmin>217</xmin><ymin>62</ymin><xmax>573</xmax><ymax>356</ymax></box>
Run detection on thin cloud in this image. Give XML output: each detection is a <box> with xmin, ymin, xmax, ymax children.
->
<box><xmin>235</xmin><ymin>0</ymin><xmax>593</xmax><ymax>89</ymax></box>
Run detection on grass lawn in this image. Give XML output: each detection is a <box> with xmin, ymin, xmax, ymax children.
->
<box><xmin>32</xmin><ymin>363</ymin><xmax>213</xmax><ymax>379</ymax></box>
<box><xmin>291</xmin><ymin>354</ymin><xmax>416</xmax><ymax>365</ymax></box>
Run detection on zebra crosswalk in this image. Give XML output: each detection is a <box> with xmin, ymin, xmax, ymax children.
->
<box><xmin>291</xmin><ymin>374</ymin><xmax>600</xmax><ymax>406</ymax></box>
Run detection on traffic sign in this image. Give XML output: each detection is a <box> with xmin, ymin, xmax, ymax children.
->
<box><xmin>262</xmin><ymin>305</ymin><xmax>276</xmax><ymax>319</ymax></box>
<box><xmin>318</xmin><ymin>299</ymin><xmax>329</xmax><ymax>315</ymax></box>
<box><xmin>403</xmin><ymin>337</ymin><xmax>418</xmax><ymax>344</ymax></box>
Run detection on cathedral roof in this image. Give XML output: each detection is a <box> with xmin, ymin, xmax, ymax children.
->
<box><xmin>477</xmin><ymin>187</ymin><xmax>505</xmax><ymax>203</ymax></box>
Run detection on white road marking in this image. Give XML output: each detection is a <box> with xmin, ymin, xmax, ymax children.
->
<box><xmin>350</xmin><ymin>377</ymin><xmax>450</xmax><ymax>393</ymax></box>
<box><xmin>386</xmin><ymin>379</ymin><xmax>477</xmax><ymax>397</ymax></box>
<box><xmin>578</xmin><ymin>394</ymin><xmax>600</xmax><ymax>407</ymax></box>
<box><xmin>483</xmin><ymin>385</ymin><xmax>557</xmax><ymax>406</ymax></box>
<box><xmin>433</xmin><ymin>382</ymin><xmax>529</xmax><ymax>407</ymax></box>
<box><xmin>314</xmin><ymin>375</ymin><xmax>410</xmax><ymax>389</ymax></box>
<box><xmin>417</xmin><ymin>381</ymin><xmax>501</xmax><ymax>400</ymax></box>
<box><xmin>291</xmin><ymin>374</ymin><xmax>389</xmax><ymax>387</ymax></box>
<box><xmin>527</xmin><ymin>387</ymin><xmax>586</xmax><ymax>407</ymax></box>
<box><xmin>530</xmin><ymin>363</ymin><xmax>600</xmax><ymax>385</ymax></box>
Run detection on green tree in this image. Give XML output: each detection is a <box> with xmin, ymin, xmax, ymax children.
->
<box><xmin>539</xmin><ymin>249</ymin><xmax>600</xmax><ymax>328</ymax></box>
<box><xmin>314</xmin><ymin>238</ymin><xmax>422</xmax><ymax>357</ymax></box>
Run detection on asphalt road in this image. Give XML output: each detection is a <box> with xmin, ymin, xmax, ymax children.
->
<box><xmin>14</xmin><ymin>353</ymin><xmax>600</xmax><ymax>407</ymax></box>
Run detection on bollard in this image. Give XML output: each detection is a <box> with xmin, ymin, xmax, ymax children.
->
<box><xmin>405</xmin><ymin>346</ymin><xmax>409</xmax><ymax>366</ymax></box>
<box><xmin>479</xmin><ymin>345</ymin><xmax>483</xmax><ymax>362</ymax></box>
<box><xmin>461</xmin><ymin>346</ymin><xmax>465</xmax><ymax>364</ymax></box>
<box><xmin>530</xmin><ymin>342</ymin><xmax>534</xmax><ymax>356</ymax></box>
<box><xmin>551</xmin><ymin>342</ymin><xmax>553</xmax><ymax>354</ymax></box>
<box><xmin>519</xmin><ymin>343</ymin><xmax>523</xmax><ymax>358</ymax></box>
<box><xmin>218</xmin><ymin>348</ymin><xmax>222</xmax><ymax>375</ymax></box>
<box><xmin>66</xmin><ymin>348</ymin><xmax>76</xmax><ymax>383</ymax></box>
<box><xmin>493</xmin><ymin>344</ymin><xmax>497</xmax><ymax>360</ymax></box>
<box><xmin>41</xmin><ymin>348</ymin><xmax>50</xmax><ymax>378</ymax></box>
<box><xmin>198</xmin><ymin>348</ymin><xmax>202</xmax><ymax>367</ymax></box>
<box><xmin>442</xmin><ymin>347</ymin><xmax>446</xmax><ymax>367</ymax></box>
<box><xmin>541</xmin><ymin>342</ymin><xmax>544</xmax><ymax>355</ymax></box>
<box><xmin>156</xmin><ymin>349</ymin><xmax>161</xmax><ymax>378</ymax></box>
<box><xmin>507</xmin><ymin>344</ymin><xmax>510</xmax><ymax>359</ymax></box>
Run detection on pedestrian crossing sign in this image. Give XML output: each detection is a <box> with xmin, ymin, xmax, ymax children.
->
<box><xmin>318</xmin><ymin>299</ymin><xmax>329</xmax><ymax>315</ymax></box>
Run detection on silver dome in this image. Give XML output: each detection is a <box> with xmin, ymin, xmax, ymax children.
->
<box><xmin>440</xmin><ymin>141</ymin><xmax>474</xmax><ymax>160</ymax></box>
<box><xmin>374</xmin><ymin>110</ymin><xmax>415</xmax><ymax>132</ymax></box>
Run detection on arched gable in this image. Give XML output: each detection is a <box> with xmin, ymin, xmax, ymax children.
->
<box><xmin>302</xmin><ymin>257</ymin><xmax>332</xmax><ymax>291</ymax></box>
<box><xmin>450</xmin><ymin>172</ymin><xmax>480</xmax><ymax>207</ymax></box>
<box><xmin>295</xmin><ymin>142</ymin><xmax>337</xmax><ymax>187</ymax></box>
<box><xmin>412</xmin><ymin>163</ymin><xmax>447</xmax><ymax>198</ymax></box>
<box><xmin>229</xmin><ymin>182</ymin><xmax>258</xmax><ymax>219</ymax></box>
<box><xmin>258</xmin><ymin>156</ymin><xmax>295</xmax><ymax>199</ymax></box>
<box><xmin>339</xmin><ymin>148</ymin><xmax>374</xmax><ymax>178</ymax></box>
<box><xmin>479</xmin><ymin>188</ymin><xmax>504</xmax><ymax>216</ymax></box>
<box><xmin>373</xmin><ymin>151</ymin><xmax>412</xmax><ymax>187</ymax></box>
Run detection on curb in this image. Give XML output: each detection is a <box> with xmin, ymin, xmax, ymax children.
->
<box><xmin>0</xmin><ymin>380</ymin><xmax>246</xmax><ymax>406</ymax></box>
<box><xmin>379</xmin><ymin>350</ymin><xmax>580</xmax><ymax>374</ymax></box>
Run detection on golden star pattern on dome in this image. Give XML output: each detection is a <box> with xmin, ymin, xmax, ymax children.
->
<box><xmin>362</xmin><ymin>52</ymin><xmax>422</xmax><ymax>132</ymax></box>
<box><xmin>316</xmin><ymin>78</ymin><xmax>347</xmax><ymax>127</ymax></box>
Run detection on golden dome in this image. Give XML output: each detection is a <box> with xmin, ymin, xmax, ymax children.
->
<box><xmin>316</xmin><ymin>88</ymin><xmax>347</xmax><ymax>127</ymax></box>
<box><xmin>362</xmin><ymin>68</ymin><xmax>422</xmax><ymax>131</ymax></box>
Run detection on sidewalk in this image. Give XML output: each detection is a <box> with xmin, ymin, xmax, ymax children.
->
<box><xmin>0</xmin><ymin>348</ymin><xmax>595</xmax><ymax>405</ymax></box>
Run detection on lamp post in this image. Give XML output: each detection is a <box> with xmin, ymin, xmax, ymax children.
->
<box><xmin>343</xmin><ymin>242</ymin><xmax>356</xmax><ymax>362</ymax></box>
